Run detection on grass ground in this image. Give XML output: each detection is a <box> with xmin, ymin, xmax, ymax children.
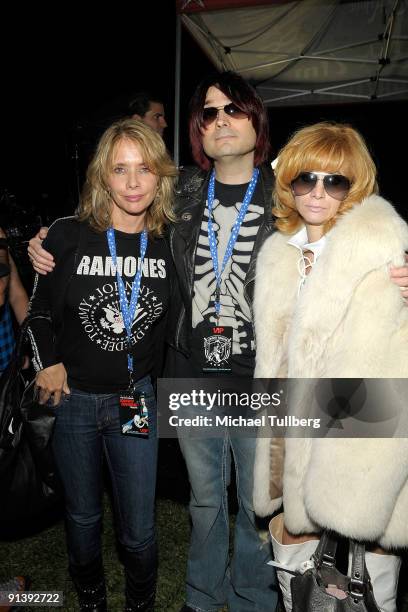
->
<box><xmin>1</xmin><ymin>440</ymin><xmax>407</xmax><ymax>611</ymax></box>
<box><xmin>1</xmin><ymin>496</ymin><xmax>189</xmax><ymax>611</ymax></box>
<box><xmin>0</xmin><ymin>440</ymin><xmax>191</xmax><ymax>611</ymax></box>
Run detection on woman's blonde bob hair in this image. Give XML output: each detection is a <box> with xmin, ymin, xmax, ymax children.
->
<box><xmin>78</xmin><ymin>118</ymin><xmax>178</xmax><ymax>237</ymax></box>
<box><xmin>272</xmin><ymin>122</ymin><xmax>378</xmax><ymax>235</ymax></box>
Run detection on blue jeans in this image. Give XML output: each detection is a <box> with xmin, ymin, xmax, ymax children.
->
<box><xmin>52</xmin><ymin>376</ymin><xmax>158</xmax><ymax>571</ymax></box>
<box><xmin>178</xmin><ymin>429</ymin><xmax>278</xmax><ymax>612</ymax></box>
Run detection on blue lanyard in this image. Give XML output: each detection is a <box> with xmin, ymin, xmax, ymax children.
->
<box><xmin>106</xmin><ymin>227</ymin><xmax>148</xmax><ymax>380</ymax></box>
<box><xmin>207</xmin><ymin>167</ymin><xmax>259</xmax><ymax>319</ymax></box>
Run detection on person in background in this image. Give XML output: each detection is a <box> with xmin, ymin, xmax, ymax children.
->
<box><xmin>0</xmin><ymin>227</ymin><xmax>29</xmax><ymax>372</ymax></box>
<box><xmin>28</xmin><ymin>119</ymin><xmax>177</xmax><ymax>612</ymax></box>
<box><xmin>253</xmin><ymin>122</ymin><xmax>408</xmax><ymax>612</ymax></box>
<box><xmin>0</xmin><ymin>227</ymin><xmax>30</xmax><ymax>611</ymax></box>
<box><xmin>0</xmin><ymin>228</ymin><xmax>10</xmax><ymax>305</ymax></box>
<box><xmin>127</xmin><ymin>91</ymin><xmax>168</xmax><ymax>138</ymax></box>
<box><xmin>0</xmin><ymin>577</ymin><xmax>30</xmax><ymax>612</ymax></box>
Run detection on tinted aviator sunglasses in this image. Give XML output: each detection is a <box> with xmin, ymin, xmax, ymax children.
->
<box><xmin>202</xmin><ymin>103</ymin><xmax>249</xmax><ymax>127</ymax></box>
<box><xmin>291</xmin><ymin>171</ymin><xmax>351</xmax><ymax>201</ymax></box>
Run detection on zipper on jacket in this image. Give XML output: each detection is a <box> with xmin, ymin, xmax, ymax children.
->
<box><xmin>175</xmin><ymin>307</ymin><xmax>185</xmax><ymax>347</ymax></box>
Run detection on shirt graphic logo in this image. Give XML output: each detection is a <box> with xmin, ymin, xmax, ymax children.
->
<box><xmin>78</xmin><ymin>282</ymin><xmax>163</xmax><ymax>352</ymax></box>
<box><xmin>204</xmin><ymin>335</ymin><xmax>231</xmax><ymax>365</ymax></box>
<box><xmin>101</xmin><ymin>304</ymin><xmax>124</xmax><ymax>334</ymax></box>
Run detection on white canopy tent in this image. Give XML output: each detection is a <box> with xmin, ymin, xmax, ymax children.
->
<box><xmin>174</xmin><ymin>0</ymin><xmax>407</xmax><ymax>163</ymax></box>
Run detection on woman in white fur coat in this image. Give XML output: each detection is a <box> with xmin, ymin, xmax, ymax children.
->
<box><xmin>252</xmin><ymin>122</ymin><xmax>408</xmax><ymax>612</ymax></box>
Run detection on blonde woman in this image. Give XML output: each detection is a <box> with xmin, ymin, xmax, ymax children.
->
<box><xmin>28</xmin><ymin>119</ymin><xmax>177</xmax><ymax>611</ymax></box>
<box><xmin>253</xmin><ymin>122</ymin><xmax>408</xmax><ymax>612</ymax></box>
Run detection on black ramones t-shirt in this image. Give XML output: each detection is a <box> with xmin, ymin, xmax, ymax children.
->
<box><xmin>60</xmin><ymin>226</ymin><xmax>170</xmax><ymax>392</ymax></box>
<box><xmin>189</xmin><ymin>179</ymin><xmax>263</xmax><ymax>377</ymax></box>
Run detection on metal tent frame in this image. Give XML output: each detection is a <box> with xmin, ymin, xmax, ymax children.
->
<box><xmin>173</xmin><ymin>0</ymin><xmax>408</xmax><ymax>164</ymax></box>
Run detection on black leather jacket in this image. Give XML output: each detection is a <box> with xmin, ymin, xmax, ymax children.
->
<box><xmin>166</xmin><ymin>164</ymin><xmax>275</xmax><ymax>356</ymax></box>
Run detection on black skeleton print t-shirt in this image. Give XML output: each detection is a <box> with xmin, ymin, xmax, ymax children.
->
<box><xmin>60</xmin><ymin>226</ymin><xmax>170</xmax><ymax>392</ymax></box>
<box><xmin>190</xmin><ymin>179</ymin><xmax>263</xmax><ymax>376</ymax></box>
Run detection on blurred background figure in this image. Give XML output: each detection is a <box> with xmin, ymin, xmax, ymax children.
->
<box><xmin>0</xmin><ymin>228</ymin><xmax>10</xmax><ymax>303</ymax></box>
<box><xmin>0</xmin><ymin>227</ymin><xmax>30</xmax><ymax>612</ymax></box>
<box><xmin>127</xmin><ymin>91</ymin><xmax>168</xmax><ymax>137</ymax></box>
<box><xmin>0</xmin><ymin>226</ymin><xmax>29</xmax><ymax>374</ymax></box>
<box><xmin>0</xmin><ymin>189</ymin><xmax>44</xmax><ymax>295</ymax></box>
<box><xmin>0</xmin><ymin>576</ymin><xmax>30</xmax><ymax>612</ymax></box>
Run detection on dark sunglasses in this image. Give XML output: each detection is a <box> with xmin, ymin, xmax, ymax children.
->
<box><xmin>201</xmin><ymin>103</ymin><xmax>248</xmax><ymax>127</ymax></box>
<box><xmin>291</xmin><ymin>171</ymin><xmax>351</xmax><ymax>201</ymax></box>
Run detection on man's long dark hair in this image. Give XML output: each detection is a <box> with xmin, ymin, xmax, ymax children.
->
<box><xmin>189</xmin><ymin>71</ymin><xmax>271</xmax><ymax>170</ymax></box>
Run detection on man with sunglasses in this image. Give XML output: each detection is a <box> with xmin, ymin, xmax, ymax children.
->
<box><xmin>165</xmin><ymin>71</ymin><xmax>279</xmax><ymax>612</ymax></box>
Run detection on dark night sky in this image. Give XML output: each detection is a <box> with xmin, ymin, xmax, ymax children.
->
<box><xmin>2</xmin><ymin>4</ymin><xmax>406</xmax><ymax>226</ymax></box>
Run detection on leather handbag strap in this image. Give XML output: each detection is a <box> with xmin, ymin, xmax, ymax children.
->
<box><xmin>7</xmin><ymin>311</ymin><xmax>52</xmax><ymax>398</ymax></box>
<box><xmin>17</xmin><ymin>311</ymin><xmax>51</xmax><ymax>352</ymax></box>
<box><xmin>314</xmin><ymin>532</ymin><xmax>370</xmax><ymax>602</ymax></box>
<box><xmin>313</xmin><ymin>530</ymin><xmax>338</xmax><ymax>568</ymax></box>
<box><xmin>349</xmin><ymin>540</ymin><xmax>368</xmax><ymax>601</ymax></box>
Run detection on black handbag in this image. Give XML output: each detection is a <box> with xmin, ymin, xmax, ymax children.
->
<box><xmin>0</xmin><ymin>312</ymin><xmax>61</xmax><ymax>521</ymax></box>
<box><xmin>291</xmin><ymin>531</ymin><xmax>380</xmax><ymax>611</ymax></box>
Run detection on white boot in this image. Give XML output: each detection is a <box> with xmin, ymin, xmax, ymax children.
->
<box><xmin>347</xmin><ymin>549</ymin><xmax>401</xmax><ymax>612</ymax></box>
<box><xmin>365</xmin><ymin>552</ymin><xmax>401</xmax><ymax>612</ymax></box>
<box><xmin>269</xmin><ymin>513</ymin><xmax>319</xmax><ymax>612</ymax></box>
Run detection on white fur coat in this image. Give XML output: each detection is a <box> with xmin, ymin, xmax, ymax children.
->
<box><xmin>253</xmin><ymin>195</ymin><xmax>408</xmax><ymax>549</ymax></box>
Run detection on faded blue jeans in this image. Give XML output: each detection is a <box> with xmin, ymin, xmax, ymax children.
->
<box><xmin>178</xmin><ymin>428</ymin><xmax>278</xmax><ymax>612</ymax></box>
<box><xmin>51</xmin><ymin>376</ymin><xmax>158</xmax><ymax>573</ymax></box>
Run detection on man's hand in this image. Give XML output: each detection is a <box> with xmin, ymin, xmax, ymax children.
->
<box><xmin>35</xmin><ymin>362</ymin><xmax>70</xmax><ymax>406</ymax></box>
<box><xmin>390</xmin><ymin>253</ymin><xmax>408</xmax><ymax>301</ymax></box>
<box><xmin>28</xmin><ymin>227</ymin><xmax>54</xmax><ymax>275</ymax></box>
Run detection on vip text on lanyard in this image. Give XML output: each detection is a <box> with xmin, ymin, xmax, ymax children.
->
<box><xmin>106</xmin><ymin>227</ymin><xmax>148</xmax><ymax>383</ymax></box>
<box><xmin>207</xmin><ymin>167</ymin><xmax>259</xmax><ymax>320</ymax></box>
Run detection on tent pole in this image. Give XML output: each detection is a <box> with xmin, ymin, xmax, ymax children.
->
<box><xmin>174</xmin><ymin>14</ymin><xmax>182</xmax><ymax>167</ymax></box>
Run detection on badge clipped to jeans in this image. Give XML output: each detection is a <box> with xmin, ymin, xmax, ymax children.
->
<box><xmin>120</xmin><ymin>390</ymin><xmax>149</xmax><ymax>437</ymax></box>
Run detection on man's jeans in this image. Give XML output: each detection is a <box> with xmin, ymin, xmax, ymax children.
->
<box><xmin>52</xmin><ymin>376</ymin><xmax>158</xmax><ymax>572</ymax></box>
<box><xmin>178</xmin><ymin>428</ymin><xmax>278</xmax><ymax>612</ymax></box>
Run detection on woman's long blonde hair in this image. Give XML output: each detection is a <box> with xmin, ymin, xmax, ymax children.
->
<box><xmin>78</xmin><ymin>118</ymin><xmax>178</xmax><ymax>237</ymax></box>
<box><xmin>272</xmin><ymin>122</ymin><xmax>378</xmax><ymax>235</ymax></box>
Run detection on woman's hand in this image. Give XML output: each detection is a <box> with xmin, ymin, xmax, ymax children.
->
<box><xmin>27</xmin><ymin>227</ymin><xmax>55</xmax><ymax>275</ymax></box>
<box><xmin>390</xmin><ymin>253</ymin><xmax>408</xmax><ymax>301</ymax></box>
<box><xmin>35</xmin><ymin>363</ymin><xmax>70</xmax><ymax>406</ymax></box>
